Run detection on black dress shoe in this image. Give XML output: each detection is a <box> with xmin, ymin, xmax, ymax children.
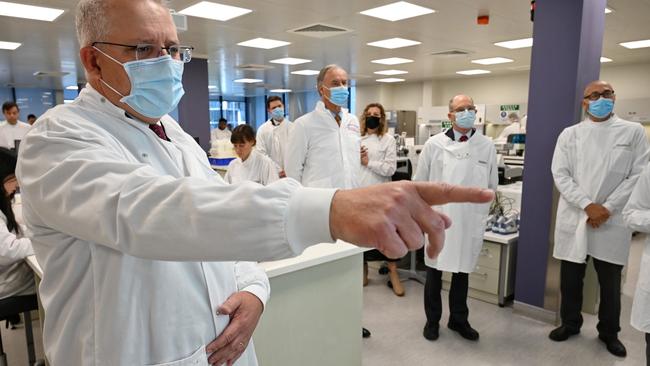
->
<box><xmin>448</xmin><ymin>322</ymin><xmax>479</xmax><ymax>341</ymax></box>
<box><xmin>598</xmin><ymin>335</ymin><xmax>627</xmax><ymax>357</ymax></box>
<box><xmin>423</xmin><ymin>322</ymin><xmax>439</xmax><ymax>341</ymax></box>
<box><xmin>548</xmin><ymin>326</ymin><xmax>580</xmax><ymax>342</ymax></box>
<box><xmin>362</xmin><ymin>327</ymin><xmax>371</xmax><ymax>338</ymax></box>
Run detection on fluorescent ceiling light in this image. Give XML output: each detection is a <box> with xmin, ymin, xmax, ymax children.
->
<box><xmin>367</xmin><ymin>38</ymin><xmax>421</xmax><ymax>49</ymax></box>
<box><xmin>494</xmin><ymin>38</ymin><xmax>533</xmax><ymax>49</ymax></box>
<box><xmin>178</xmin><ymin>1</ymin><xmax>251</xmax><ymax>21</ymax></box>
<box><xmin>270</xmin><ymin>57</ymin><xmax>311</xmax><ymax>65</ymax></box>
<box><xmin>208</xmin><ymin>85</ymin><xmax>217</xmax><ymax>89</ymax></box>
<box><xmin>65</xmin><ymin>85</ymin><xmax>78</xmax><ymax>90</ymax></box>
<box><xmin>376</xmin><ymin>78</ymin><xmax>405</xmax><ymax>83</ymax></box>
<box><xmin>605</xmin><ymin>7</ymin><xmax>613</xmax><ymax>14</ymax></box>
<box><xmin>456</xmin><ymin>69</ymin><xmax>491</xmax><ymax>75</ymax></box>
<box><xmin>0</xmin><ymin>1</ymin><xmax>64</xmax><ymax>22</ymax></box>
<box><xmin>374</xmin><ymin>70</ymin><xmax>408</xmax><ymax>75</ymax></box>
<box><xmin>238</xmin><ymin>38</ymin><xmax>290</xmax><ymax>49</ymax></box>
<box><xmin>371</xmin><ymin>57</ymin><xmax>414</xmax><ymax>65</ymax></box>
<box><xmin>600</xmin><ymin>57</ymin><xmax>613</xmax><ymax>63</ymax></box>
<box><xmin>270</xmin><ymin>89</ymin><xmax>292</xmax><ymax>93</ymax></box>
<box><xmin>471</xmin><ymin>57</ymin><xmax>513</xmax><ymax>65</ymax></box>
<box><xmin>234</xmin><ymin>78</ymin><xmax>263</xmax><ymax>83</ymax></box>
<box><xmin>0</xmin><ymin>41</ymin><xmax>21</xmax><ymax>50</ymax></box>
<box><xmin>360</xmin><ymin>1</ymin><xmax>435</xmax><ymax>22</ymax></box>
<box><xmin>291</xmin><ymin>69</ymin><xmax>320</xmax><ymax>75</ymax></box>
<box><xmin>619</xmin><ymin>39</ymin><xmax>650</xmax><ymax>49</ymax></box>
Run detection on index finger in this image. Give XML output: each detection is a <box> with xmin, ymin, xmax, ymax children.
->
<box><xmin>414</xmin><ymin>182</ymin><xmax>494</xmax><ymax>206</ymax></box>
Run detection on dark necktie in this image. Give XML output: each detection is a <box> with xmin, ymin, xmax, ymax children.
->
<box><xmin>149</xmin><ymin>123</ymin><xmax>169</xmax><ymax>141</ymax></box>
<box><xmin>459</xmin><ymin>135</ymin><xmax>468</xmax><ymax>142</ymax></box>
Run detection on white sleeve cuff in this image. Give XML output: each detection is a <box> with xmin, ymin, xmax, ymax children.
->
<box><xmin>242</xmin><ymin>284</ymin><xmax>270</xmax><ymax>308</ymax></box>
<box><xmin>285</xmin><ymin>187</ymin><xmax>337</xmax><ymax>255</ymax></box>
<box><xmin>579</xmin><ymin>198</ymin><xmax>592</xmax><ymax>210</ymax></box>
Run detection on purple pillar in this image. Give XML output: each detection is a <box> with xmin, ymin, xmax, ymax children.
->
<box><xmin>515</xmin><ymin>0</ymin><xmax>606</xmax><ymax>308</ymax></box>
<box><xmin>178</xmin><ymin>58</ymin><xmax>211</xmax><ymax>151</ymax></box>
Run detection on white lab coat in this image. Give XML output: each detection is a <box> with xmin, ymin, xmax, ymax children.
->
<box><xmin>551</xmin><ymin>115</ymin><xmax>649</xmax><ymax>265</ymax></box>
<box><xmin>16</xmin><ymin>85</ymin><xmax>336</xmax><ymax>366</ymax></box>
<box><xmin>225</xmin><ymin>150</ymin><xmax>279</xmax><ymax>185</ymax></box>
<box><xmin>0</xmin><ymin>120</ymin><xmax>30</xmax><ymax>149</ymax></box>
<box><xmin>414</xmin><ymin>129</ymin><xmax>498</xmax><ymax>273</ymax></box>
<box><xmin>359</xmin><ymin>133</ymin><xmax>397</xmax><ymax>187</ymax></box>
<box><xmin>211</xmin><ymin>128</ymin><xmax>232</xmax><ymax>142</ymax></box>
<box><xmin>256</xmin><ymin>118</ymin><xmax>292</xmax><ymax>171</ymax></box>
<box><xmin>623</xmin><ymin>163</ymin><xmax>650</xmax><ymax>333</ymax></box>
<box><xmin>0</xmin><ymin>211</ymin><xmax>34</xmax><ymax>299</ymax></box>
<box><xmin>285</xmin><ymin>101</ymin><xmax>361</xmax><ymax>189</ymax></box>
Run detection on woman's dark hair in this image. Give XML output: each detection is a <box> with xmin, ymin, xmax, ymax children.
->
<box><xmin>230</xmin><ymin>124</ymin><xmax>256</xmax><ymax>145</ymax></box>
<box><xmin>0</xmin><ymin>148</ymin><xmax>19</xmax><ymax>234</ymax></box>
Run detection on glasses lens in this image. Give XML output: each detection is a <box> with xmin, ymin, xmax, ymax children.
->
<box><xmin>602</xmin><ymin>90</ymin><xmax>614</xmax><ymax>98</ymax></box>
<box><xmin>135</xmin><ymin>44</ymin><xmax>158</xmax><ymax>60</ymax></box>
<box><xmin>181</xmin><ymin>47</ymin><xmax>192</xmax><ymax>63</ymax></box>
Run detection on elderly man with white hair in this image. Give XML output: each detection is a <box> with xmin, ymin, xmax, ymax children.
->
<box><xmin>16</xmin><ymin>1</ymin><xmax>493</xmax><ymax>365</ymax></box>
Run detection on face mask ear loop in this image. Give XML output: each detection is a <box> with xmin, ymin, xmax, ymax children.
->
<box><xmin>93</xmin><ymin>46</ymin><xmax>127</xmax><ymax>98</ymax></box>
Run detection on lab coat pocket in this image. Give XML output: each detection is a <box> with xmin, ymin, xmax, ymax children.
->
<box><xmin>147</xmin><ymin>346</ymin><xmax>209</xmax><ymax>366</ymax></box>
<box><xmin>473</xmin><ymin>162</ymin><xmax>489</xmax><ymax>188</ymax></box>
<box><xmin>610</xmin><ymin>146</ymin><xmax>633</xmax><ymax>175</ymax></box>
<box><xmin>639</xmin><ymin>250</ymin><xmax>650</xmax><ymax>292</ymax></box>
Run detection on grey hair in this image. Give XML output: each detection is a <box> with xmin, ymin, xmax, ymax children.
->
<box><xmin>317</xmin><ymin>64</ymin><xmax>343</xmax><ymax>96</ymax></box>
<box><xmin>448</xmin><ymin>94</ymin><xmax>475</xmax><ymax>112</ymax></box>
<box><xmin>75</xmin><ymin>0</ymin><xmax>169</xmax><ymax>47</ymax></box>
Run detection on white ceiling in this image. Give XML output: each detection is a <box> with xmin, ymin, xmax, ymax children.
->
<box><xmin>0</xmin><ymin>0</ymin><xmax>649</xmax><ymax>96</ymax></box>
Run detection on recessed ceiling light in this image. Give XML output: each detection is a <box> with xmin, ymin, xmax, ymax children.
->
<box><xmin>456</xmin><ymin>69</ymin><xmax>491</xmax><ymax>75</ymax></box>
<box><xmin>178</xmin><ymin>1</ymin><xmax>252</xmax><ymax>21</ymax></box>
<box><xmin>605</xmin><ymin>7</ymin><xmax>613</xmax><ymax>14</ymax></box>
<box><xmin>65</xmin><ymin>85</ymin><xmax>78</xmax><ymax>90</ymax></box>
<box><xmin>374</xmin><ymin>70</ymin><xmax>408</xmax><ymax>75</ymax></box>
<box><xmin>360</xmin><ymin>1</ymin><xmax>435</xmax><ymax>22</ymax></box>
<box><xmin>208</xmin><ymin>85</ymin><xmax>217</xmax><ymax>89</ymax></box>
<box><xmin>367</xmin><ymin>38</ymin><xmax>421</xmax><ymax>49</ymax></box>
<box><xmin>371</xmin><ymin>57</ymin><xmax>414</xmax><ymax>65</ymax></box>
<box><xmin>0</xmin><ymin>1</ymin><xmax>64</xmax><ymax>22</ymax></box>
<box><xmin>494</xmin><ymin>38</ymin><xmax>533</xmax><ymax>49</ymax></box>
<box><xmin>471</xmin><ymin>57</ymin><xmax>514</xmax><ymax>65</ymax></box>
<box><xmin>270</xmin><ymin>57</ymin><xmax>312</xmax><ymax>65</ymax></box>
<box><xmin>600</xmin><ymin>57</ymin><xmax>613</xmax><ymax>63</ymax></box>
<box><xmin>291</xmin><ymin>70</ymin><xmax>320</xmax><ymax>75</ymax></box>
<box><xmin>376</xmin><ymin>78</ymin><xmax>405</xmax><ymax>83</ymax></box>
<box><xmin>238</xmin><ymin>38</ymin><xmax>290</xmax><ymax>50</ymax></box>
<box><xmin>270</xmin><ymin>89</ymin><xmax>292</xmax><ymax>93</ymax></box>
<box><xmin>0</xmin><ymin>41</ymin><xmax>21</xmax><ymax>50</ymax></box>
<box><xmin>234</xmin><ymin>78</ymin><xmax>263</xmax><ymax>83</ymax></box>
<box><xmin>619</xmin><ymin>39</ymin><xmax>650</xmax><ymax>49</ymax></box>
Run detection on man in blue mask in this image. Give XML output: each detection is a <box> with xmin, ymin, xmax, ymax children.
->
<box><xmin>15</xmin><ymin>1</ymin><xmax>494</xmax><ymax>365</ymax></box>
<box><xmin>550</xmin><ymin>80</ymin><xmax>650</xmax><ymax>358</ymax></box>
<box><xmin>257</xmin><ymin>96</ymin><xmax>292</xmax><ymax>178</ymax></box>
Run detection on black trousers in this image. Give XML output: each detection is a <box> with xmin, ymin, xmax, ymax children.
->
<box><xmin>559</xmin><ymin>257</ymin><xmax>623</xmax><ymax>337</ymax></box>
<box><xmin>424</xmin><ymin>267</ymin><xmax>469</xmax><ymax>326</ymax></box>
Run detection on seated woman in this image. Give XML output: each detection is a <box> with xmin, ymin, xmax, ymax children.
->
<box><xmin>0</xmin><ymin>148</ymin><xmax>35</xmax><ymax>326</ymax></box>
<box><xmin>358</xmin><ymin>103</ymin><xmax>402</xmax><ymax>296</ymax></box>
<box><xmin>225</xmin><ymin>125</ymin><xmax>279</xmax><ymax>185</ymax></box>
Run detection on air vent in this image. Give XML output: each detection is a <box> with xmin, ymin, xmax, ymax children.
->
<box><xmin>236</xmin><ymin>64</ymin><xmax>274</xmax><ymax>71</ymax></box>
<box><xmin>33</xmin><ymin>71</ymin><xmax>70</xmax><ymax>78</ymax></box>
<box><xmin>430</xmin><ymin>49</ymin><xmax>471</xmax><ymax>56</ymax></box>
<box><xmin>290</xmin><ymin>23</ymin><xmax>352</xmax><ymax>39</ymax></box>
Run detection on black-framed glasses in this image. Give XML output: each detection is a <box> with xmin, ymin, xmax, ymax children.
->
<box><xmin>584</xmin><ymin>90</ymin><xmax>615</xmax><ymax>101</ymax></box>
<box><xmin>92</xmin><ymin>42</ymin><xmax>194</xmax><ymax>63</ymax></box>
<box><xmin>453</xmin><ymin>105</ymin><xmax>477</xmax><ymax>113</ymax></box>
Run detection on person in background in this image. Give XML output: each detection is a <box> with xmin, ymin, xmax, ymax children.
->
<box><xmin>414</xmin><ymin>94</ymin><xmax>498</xmax><ymax>342</ymax></box>
<box><xmin>0</xmin><ymin>148</ymin><xmax>35</xmax><ymax>302</ymax></box>
<box><xmin>225</xmin><ymin>124</ymin><xmax>278</xmax><ymax>185</ymax></box>
<box><xmin>27</xmin><ymin>114</ymin><xmax>37</xmax><ymax>126</ymax></box>
<box><xmin>211</xmin><ymin>117</ymin><xmax>231</xmax><ymax>142</ymax></box>
<box><xmin>496</xmin><ymin>112</ymin><xmax>525</xmax><ymax>141</ymax></box>
<box><xmin>358</xmin><ymin>102</ymin><xmax>402</xmax><ymax>296</ymax></box>
<box><xmin>623</xmin><ymin>163</ymin><xmax>650</xmax><ymax>366</ymax></box>
<box><xmin>0</xmin><ymin>102</ymin><xmax>31</xmax><ymax>149</ymax></box>
<box><xmin>550</xmin><ymin>80</ymin><xmax>649</xmax><ymax>358</ymax></box>
<box><xmin>16</xmin><ymin>2</ymin><xmax>493</xmax><ymax>364</ymax></box>
<box><xmin>257</xmin><ymin>96</ymin><xmax>292</xmax><ymax>178</ymax></box>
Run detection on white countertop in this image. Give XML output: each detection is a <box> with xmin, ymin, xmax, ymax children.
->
<box><xmin>211</xmin><ymin>165</ymin><xmax>229</xmax><ymax>172</ymax></box>
<box><xmin>483</xmin><ymin>231</ymin><xmax>519</xmax><ymax>245</ymax></box>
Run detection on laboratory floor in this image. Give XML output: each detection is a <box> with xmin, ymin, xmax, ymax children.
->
<box><xmin>362</xmin><ymin>235</ymin><xmax>647</xmax><ymax>366</ymax></box>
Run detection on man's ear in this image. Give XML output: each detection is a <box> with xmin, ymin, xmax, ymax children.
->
<box><xmin>80</xmin><ymin>46</ymin><xmax>101</xmax><ymax>81</ymax></box>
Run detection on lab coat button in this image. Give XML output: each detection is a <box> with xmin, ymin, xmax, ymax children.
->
<box><xmin>100</xmin><ymin>97</ymin><xmax>106</xmax><ymax>103</ymax></box>
<box><xmin>142</xmin><ymin>153</ymin><xmax>148</xmax><ymax>159</ymax></box>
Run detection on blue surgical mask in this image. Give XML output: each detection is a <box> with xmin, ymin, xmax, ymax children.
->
<box><xmin>271</xmin><ymin>107</ymin><xmax>285</xmax><ymax>121</ymax></box>
<box><xmin>588</xmin><ymin>97</ymin><xmax>614</xmax><ymax>119</ymax></box>
<box><xmin>454</xmin><ymin>110</ymin><xmax>476</xmax><ymax>129</ymax></box>
<box><xmin>324</xmin><ymin>86</ymin><xmax>349</xmax><ymax>107</ymax></box>
<box><xmin>94</xmin><ymin>47</ymin><xmax>185</xmax><ymax>119</ymax></box>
